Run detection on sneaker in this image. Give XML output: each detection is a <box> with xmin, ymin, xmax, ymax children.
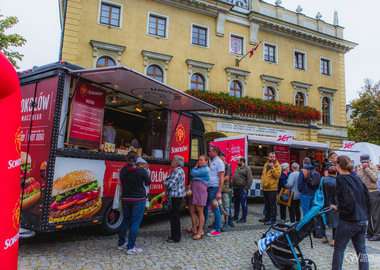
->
<box><xmin>228</xmin><ymin>220</ymin><xmax>235</xmax><ymax>227</ymax></box>
<box><xmin>220</xmin><ymin>222</ymin><xmax>229</xmax><ymax>232</ymax></box>
<box><xmin>232</xmin><ymin>216</ymin><xmax>239</xmax><ymax>221</ymax></box>
<box><xmin>126</xmin><ymin>246</ymin><xmax>142</xmax><ymax>255</ymax></box>
<box><xmin>207</xmin><ymin>230</ymin><xmax>221</xmax><ymax>237</ymax></box>
<box><xmin>259</xmin><ymin>218</ymin><xmax>269</xmax><ymax>222</ymax></box>
<box><xmin>264</xmin><ymin>220</ymin><xmax>275</xmax><ymax>225</ymax></box>
<box><xmin>117</xmin><ymin>243</ymin><xmax>128</xmax><ymax>250</ymax></box>
<box><xmin>237</xmin><ymin>218</ymin><xmax>246</xmax><ymax>223</ymax></box>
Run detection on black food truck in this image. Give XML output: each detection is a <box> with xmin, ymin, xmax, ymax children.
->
<box><xmin>18</xmin><ymin>62</ymin><xmax>215</xmax><ymax>236</ymax></box>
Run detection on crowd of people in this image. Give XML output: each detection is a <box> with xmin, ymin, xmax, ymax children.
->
<box><xmin>115</xmin><ymin>146</ymin><xmax>380</xmax><ymax>269</ymax></box>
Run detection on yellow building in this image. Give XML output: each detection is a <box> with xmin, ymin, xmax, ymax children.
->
<box><xmin>59</xmin><ymin>0</ymin><xmax>357</xmax><ymax>150</ymax></box>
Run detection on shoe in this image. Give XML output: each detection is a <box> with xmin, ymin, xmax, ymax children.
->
<box><xmin>208</xmin><ymin>222</ymin><xmax>215</xmax><ymax>228</ymax></box>
<box><xmin>264</xmin><ymin>220</ymin><xmax>275</xmax><ymax>225</ymax></box>
<box><xmin>186</xmin><ymin>228</ymin><xmax>197</xmax><ymax>234</ymax></box>
<box><xmin>228</xmin><ymin>220</ymin><xmax>235</xmax><ymax>227</ymax></box>
<box><xmin>221</xmin><ymin>222</ymin><xmax>229</xmax><ymax>232</ymax></box>
<box><xmin>117</xmin><ymin>243</ymin><xmax>128</xmax><ymax>250</ymax></box>
<box><xmin>280</xmin><ymin>219</ymin><xmax>285</xmax><ymax>223</ymax></box>
<box><xmin>193</xmin><ymin>232</ymin><xmax>204</xmax><ymax>240</ymax></box>
<box><xmin>232</xmin><ymin>216</ymin><xmax>239</xmax><ymax>221</ymax></box>
<box><xmin>368</xmin><ymin>236</ymin><xmax>380</xmax><ymax>241</ymax></box>
<box><xmin>207</xmin><ymin>230</ymin><xmax>221</xmax><ymax>237</ymax></box>
<box><xmin>322</xmin><ymin>236</ymin><xmax>330</xmax><ymax>243</ymax></box>
<box><xmin>126</xmin><ymin>246</ymin><xmax>142</xmax><ymax>255</ymax></box>
<box><xmin>166</xmin><ymin>239</ymin><xmax>179</xmax><ymax>243</ymax></box>
<box><xmin>330</xmin><ymin>240</ymin><xmax>335</xmax><ymax>247</ymax></box>
<box><xmin>259</xmin><ymin>218</ymin><xmax>269</xmax><ymax>222</ymax></box>
<box><xmin>237</xmin><ymin>218</ymin><xmax>246</xmax><ymax>223</ymax></box>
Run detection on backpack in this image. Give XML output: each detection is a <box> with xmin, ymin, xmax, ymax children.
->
<box><xmin>306</xmin><ymin>168</ymin><xmax>321</xmax><ymax>188</ymax></box>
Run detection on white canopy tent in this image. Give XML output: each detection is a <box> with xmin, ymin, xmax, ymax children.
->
<box><xmin>335</xmin><ymin>142</ymin><xmax>380</xmax><ymax>166</ymax></box>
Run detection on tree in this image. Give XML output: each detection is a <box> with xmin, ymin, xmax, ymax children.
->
<box><xmin>0</xmin><ymin>14</ymin><xmax>26</xmax><ymax>69</ymax></box>
<box><xmin>350</xmin><ymin>79</ymin><xmax>380</xmax><ymax>145</ymax></box>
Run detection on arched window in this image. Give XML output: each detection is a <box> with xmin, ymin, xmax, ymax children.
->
<box><xmin>147</xmin><ymin>65</ymin><xmax>163</xmax><ymax>82</ymax></box>
<box><xmin>191</xmin><ymin>73</ymin><xmax>205</xmax><ymax>90</ymax></box>
<box><xmin>295</xmin><ymin>92</ymin><xmax>305</xmax><ymax>106</ymax></box>
<box><xmin>264</xmin><ymin>86</ymin><xmax>275</xmax><ymax>101</ymax></box>
<box><xmin>229</xmin><ymin>80</ymin><xmax>242</xmax><ymax>97</ymax></box>
<box><xmin>322</xmin><ymin>97</ymin><xmax>330</xmax><ymax>124</ymax></box>
<box><xmin>96</xmin><ymin>56</ymin><xmax>116</xmax><ymax>68</ymax></box>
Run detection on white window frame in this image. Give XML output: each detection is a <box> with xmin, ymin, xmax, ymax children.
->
<box><xmin>146</xmin><ymin>11</ymin><xmax>169</xmax><ymax>39</ymax></box>
<box><xmin>263</xmin><ymin>42</ymin><xmax>278</xmax><ymax>64</ymax></box>
<box><xmin>293</xmin><ymin>50</ymin><xmax>307</xmax><ymax>71</ymax></box>
<box><xmin>320</xmin><ymin>57</ymin><xmax>332</xmax><ymax>77</ymax></box>
<box><xmin>229</xmin><ymin>33</ymin><xmax>245</xmax><ymax>56</ymax></box>
<box><xmin>98</xmin><ymin>0</ymin><xmax>123</xmax><ymax>29</ymax></box>
<box><xmin>228</xmin><ymin>79</ymin><xmax>245</xmax><ymax>97</ymax></box>
<box><xmin>190</xmin><ymin>23</ymin><xmax>209</xmax><ymax>49</ymax></box>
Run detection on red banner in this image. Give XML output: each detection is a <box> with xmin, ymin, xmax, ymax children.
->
<box><xmin>20</xmin><ymin>77</ymin><xmax>58</xmax><ymax>221</ymax></box>
<box><xmin>0</xmin><ymin>51</ymin><xmax>21</xmax><ymax>270</ymax></box>
<box><xmin>169</xmin><ymin>112</ymin><xmax>190</xmax><ymax>162</ymax></box>
<box><xmin>68</xmin><ymin>81</ymin><xmax>106</xmax><ymax>148</ymax></box>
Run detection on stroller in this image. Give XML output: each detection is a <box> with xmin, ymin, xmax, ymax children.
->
<box><xmin>252</xmin><ymin>179</ymin><xmax>333</xmax><ymax>270</ymax></box>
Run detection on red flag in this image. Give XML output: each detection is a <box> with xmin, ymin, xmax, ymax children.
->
<box><xmin>249</xmin><ymin>42</ymin><xmax>261</xmax><ymax>58</ymax></box>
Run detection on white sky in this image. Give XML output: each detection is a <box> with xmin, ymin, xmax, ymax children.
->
<box><xmin>1</xmin><ymin>0</ymin><xmax>379</xmax><ymax>103</ymax></box>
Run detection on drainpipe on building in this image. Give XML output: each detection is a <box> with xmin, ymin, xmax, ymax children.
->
<box><xmin>58</xmin><ymin>0</ymin><xmax>68</xmax><ymax>61</ymax></box>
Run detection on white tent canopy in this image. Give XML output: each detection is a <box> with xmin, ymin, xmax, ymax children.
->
<box><xmin>336</xmin><ymin>142</ymin><xmax>380</xmax><ymax>166</ymax></box>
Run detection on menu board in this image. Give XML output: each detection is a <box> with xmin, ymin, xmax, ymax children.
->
<box><xmin>169</xmin><ymin>112</ymin><xmax>191</xmax><ymax>162</ymax></box>
<box><xmin>68</xmin><ymin>81</ymin><xmax>106</xmax><ymax>148</ymax></box>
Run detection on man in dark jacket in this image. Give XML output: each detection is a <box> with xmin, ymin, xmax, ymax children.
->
<box><xmin>232</xmin><ymin>157</ymin><xmax>252</xmax><ymax>223</ymax></box>
<box><xmin>298</xmin><ymin>157</ymin><xmax>318</xmax><ymax>216</ymax></box>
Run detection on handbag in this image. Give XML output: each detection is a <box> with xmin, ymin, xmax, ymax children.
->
<box><xmin>163</xmin><ymin>194</ymin><xmax>172</xmax><ymax>212</ymax></box>
<box><xmin>112</xmin><ymin>181</ymin><xmax>122</xmax><ymax>210</ymax></box>
<box><xmin>277</xmin><ymin>188</ymin><xmax>294</xmax><ymax>207</ymax></box>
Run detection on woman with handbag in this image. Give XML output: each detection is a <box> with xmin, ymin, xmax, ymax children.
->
<box><xmin>163</xmin><ymin>155</ymin><xmax>186</xmax><ymax>243</ymax></box>
<box><xmin>285</xmin><ymin>163</ymin><xmax>301</xmax><ymax>224</ymax></box>
<box><xmin>278</xmin><ymin>163</ymin><xmax>290</xmax><ymax>222</ymax></box>
<box><xmin>186</xmin><ymin>155</ymin><xmax>210</xmax><ymax>240</ymax></box>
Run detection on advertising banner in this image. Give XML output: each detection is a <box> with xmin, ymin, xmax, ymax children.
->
<box><xmin>274</xmin><ymin>144</ymin><xmax>290</xmax><ymax>164</ymax></box>
<box><xmin>0</xmin><ymin>52</ymin><xmax>21</xmax><ymax>270</ymax></box>
<box><xmin>169</xmin><ymin>112</ymin><xmax>190</xmax><ymax>162</ymax></box>
<box><xmin>68</xmin><ymin>81</ymin><xmax>106</xmax><ymax>148</ymax></box>
<box><xmin>343</xmin><ymin>140</ymin><xmax>355</xmax><ymax>150</ymax></box>
<box><xmin>276</xmin><ymin>131</ymin><xmax>293</xmax><ymax>145</ymax></box>
<box><xmin>20</xmin><ymin>77</ymin><xmax>58</xmax><ymax>226</ymax></box>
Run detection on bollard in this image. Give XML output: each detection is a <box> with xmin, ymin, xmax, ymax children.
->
<box><xmin>0</xmin><ymin>51</ymin><xmax>21</xmax><ymax>269</ymax></box>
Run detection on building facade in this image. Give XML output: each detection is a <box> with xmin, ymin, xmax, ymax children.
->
<box><xmin>59</xmin><ymin>0</ymin><xmax>357</xmax><ymax>149</ymax></box>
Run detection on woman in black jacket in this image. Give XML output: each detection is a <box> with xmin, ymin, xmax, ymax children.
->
<box><xmin>117</xmin><ymin>151</ymin><xmax>151</xmax><ymax>255</ymax></box>
<box><xmin>331</xmin><ymin>155</ymin><xmax>370</xmax><ymax>270</ymax></box>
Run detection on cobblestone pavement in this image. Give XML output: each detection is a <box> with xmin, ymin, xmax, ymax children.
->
<box><xmin>18</xmin><ymin>202</ymin><xmax>380</xmax><ymax>270</ymax></box>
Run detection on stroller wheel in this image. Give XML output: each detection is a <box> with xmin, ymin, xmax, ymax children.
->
<box><xmin>251</xmin><ymin>251</ymin><xmax>265</xmax><ymax>270</ymax></box>
<box><xmin>303</xmin><ymin>259</ymin><xmax>317</xmax><ymax>270</ymax></box>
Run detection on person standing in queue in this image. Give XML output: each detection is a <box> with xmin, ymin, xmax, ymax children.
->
<box><xmin>232</xmin><ymin>157</ymin><xmax>252</xmax><ymax>223</ymax></box>
<box><xmin>219</xmin><ymin>152</ymin><xmax>233</xmax><ymax>231</ymax></box>
<box><xmin>117</xmin><ymin>151</ymin><xmax>151</xmax><ymax>255</ymax></box>
<box><xmin>278</xmin><ymin>163</ymin><xmax>290</xmax><ymax>222</ymax></box>
<box><xmin>163</xmin><ymin>155</ymin><xmax>186</xmax><ymax>243</ymax></box>
<box><xmin>356</xmin><ymin>154</ymin><xmax>380</xmax><ymax>241</ymax></box>
<box><xmin>285</xmin><ymin>163</ymin><xmax>301</xmax><ymax>225</ymax></box>
<box><xmin>204</xmin><ymin>145</ymin><xmax>225</xmax><ymax>237</ymax></box>
<box><xmin>186</xmin><ymin>155</ymin><xmax>210</xmax><ymax>240</ymax></box>
<box><xmin>259</xmin><ymin>152</ymin><xmax>281</xmax><ymax>225</ymax></box>
<box><xmin>297</xmin><ymin>157</ymin><xmax>318</xmax><ymax>216</ymax></box>
<box><xmin>331</xmin><ymin>155</ymin><xmax>370</xmax><ymax>270</ymax></box>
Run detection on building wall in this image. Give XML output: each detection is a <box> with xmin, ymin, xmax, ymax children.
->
<box><xmin>61</xmin><ymin>0</ymin><xmax>356</xmax><ymax>146</ymax></box>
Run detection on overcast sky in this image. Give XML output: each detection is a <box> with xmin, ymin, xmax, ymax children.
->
<box><xmin>1</xmin><ymin>0</ymin><xmax>379</xmax><ymax>103</ymax></box>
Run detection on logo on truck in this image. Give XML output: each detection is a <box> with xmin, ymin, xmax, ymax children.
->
<box><xmin>175</xmin><ymin>124</ymin><xmax>186</xmax><ymax>146</ymax></box>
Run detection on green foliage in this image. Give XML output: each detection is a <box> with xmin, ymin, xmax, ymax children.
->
<box><xmin>350</xmin><ymin>79</ymin><xmax>380</xmax><ymax>145</ymax></box>
<box><xmin>0</xmin><ymin>14</ymin><xmax>26</xmax><ymax>69</ymax></box>
<box><xmin>186</xmin><ymin>90</ymin><xmax>321</xmax><ymax>121</ymax></box>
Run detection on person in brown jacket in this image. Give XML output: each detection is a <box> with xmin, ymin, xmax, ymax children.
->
<box><xmin>356</xmin><ymin>154</ymin><xmax>380</xmax><ymax>241</ymax></box>
<box><xmin>259</xmin><ymin>152</ymin><xmax>281</xmax><ymax>225</ymax></box>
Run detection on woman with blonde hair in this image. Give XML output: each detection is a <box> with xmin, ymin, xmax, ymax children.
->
<box><xmin>186</xmin><ymin>155</ymin><xmax>210</xmax><ymax>240</ymax></box>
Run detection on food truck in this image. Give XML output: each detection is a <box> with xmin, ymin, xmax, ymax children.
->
<box><xmin>18</xmin><ymin>61</ymin><xmax>215</xmax><ymax>236</ymax></box>
<box><xmin>212</xmin><ymin>134</ymin><xmax>328</xmax><ymax>198</ymax></box>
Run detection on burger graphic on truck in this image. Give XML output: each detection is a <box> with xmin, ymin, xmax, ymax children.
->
<box><xmin>49</xmin><ymin>170</ymin><xmax>102</xmax><ymax>223</ymax></box>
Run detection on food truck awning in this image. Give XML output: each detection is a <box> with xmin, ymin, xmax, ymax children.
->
<box><xmin>69</xmin><ymin>66</ymin><xmax>217</xmax><ymax>112</ymax></box>
<box><xmin>246</xmin><ymin>135</ymin><xmax>328</xmax><ymax>150</ymax></box>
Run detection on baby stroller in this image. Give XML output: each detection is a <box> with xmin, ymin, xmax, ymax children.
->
<box><xmin>252</xmin><ymin>180</ymin><xmax>332</xmax><ymax>270</ymax></box>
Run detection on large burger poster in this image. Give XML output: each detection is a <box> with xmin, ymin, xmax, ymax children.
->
<box><xmin>50</xmin><ymin>158</ymin><xmax>105</xmax><ymax>223</ymax></box>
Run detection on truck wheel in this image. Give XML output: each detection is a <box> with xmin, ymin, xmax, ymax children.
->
<box><xmin>100</xmin><ymin>203</ymin><xmax>123</xmax><ymax>235</ymax></box>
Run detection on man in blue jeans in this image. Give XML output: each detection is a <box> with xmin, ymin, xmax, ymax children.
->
<box><xmin>204</xmin><ymin>145</ymin><xmax>225</xmax><ymax>236</ymax></box>
<box><xmin>298</xmin><ymin>157</ymin><xmax>318</xmax><ymax>216</ymax></box>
